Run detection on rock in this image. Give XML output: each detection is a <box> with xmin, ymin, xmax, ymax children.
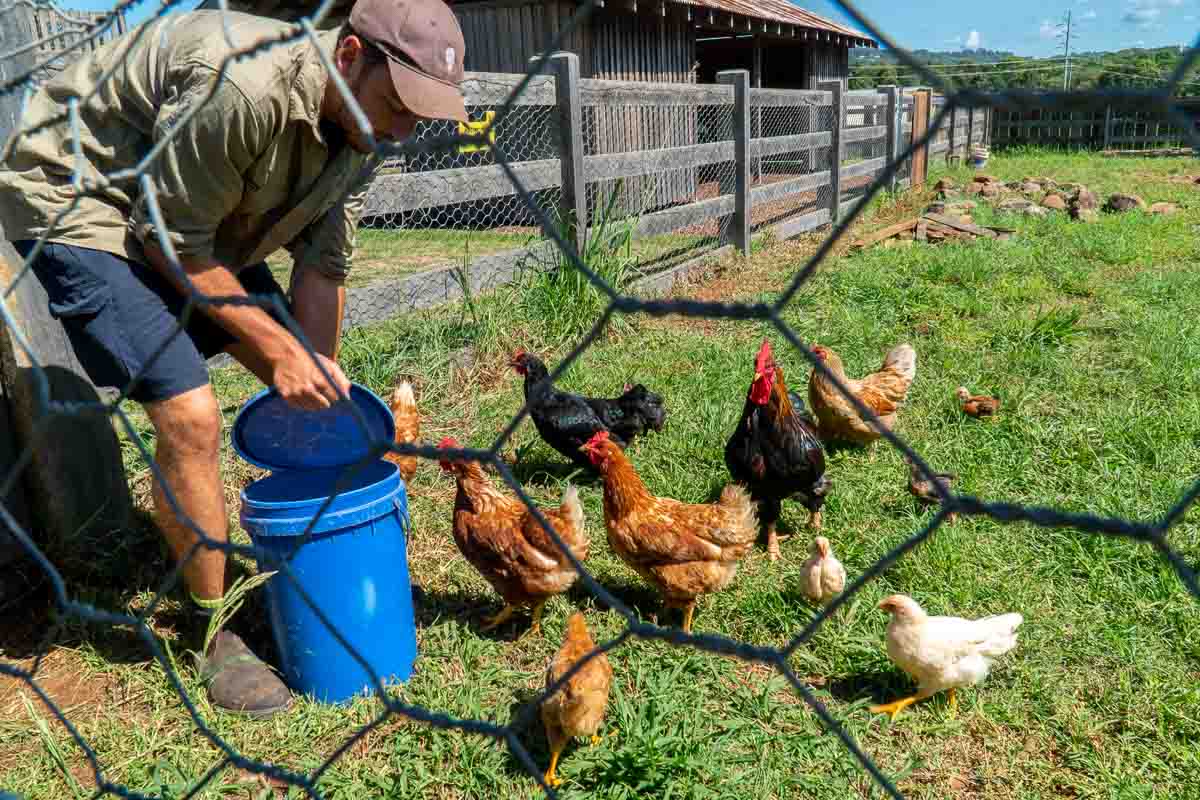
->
<box><xmin>980</xmin><ymin>182</ymin><xmax>1003</xmax><ymax>198</ymax></box>
<box><xmin>1149</xmin><ymin>202</ymin><xmax>1179</xmax><ymax>215</ymax></box>
<box><xmin>1020</xmin><ymin>181</ymin><xmax>1044</xmax><ymax>195</ymax></box>
<box><xmin>1073</xmin><ymin>187</ymin><xmax>1099</xmax><ymax>210</ymax></box>
<box><xmin>1193</xmin><ymin>176</ymin><xmax>1200</xmax><ymax>185</ymax></box>
<box><xmin>938</xmin><ymin>188</ymin><xmax>963</xmax><ymax>201</ymax></box>
<box><xmin>1103</xmin><ymin>193</ymin><xmax>1147</xmax><ymax>213</ymax></box>
<box><xmin>934</xmin><ymin>177</ymin><xmax>957</xmax><ymax>193</ymax></box>
<box><xmin>1071</xmin><ymin>207</ymin><xmax>1099</xmax><ymax>223</ymax></box>
<box><xmin>1042</xmin><ymin>193</ymin><xmax>1068</xmax><ymax>211</ymax></box>
<box><xmin>973</xmin><ymin>174</ymin><xmax>999</xmax><ymax>184</ymax></box>
<box><xmin>966</xmin><ymin>182</ymin><xmax>985</xmax><ymax>196</ymax></box>
<box><xmin>1024</xmin><ymin>205</ymin><xmax>1049</xmax><ymax>218</ymax></box>
<box><xmin>998</xmin><ymin>198</ymin><xmax>1035</xmax><ymax>212</ymax></box>
<box><xmin>1058</xmin><ymin>182</ymin><xmax>1082</xmax><ymax>196</ymax></box>
<box><xmin>944</xmin><ymin>201</ymin><xmax>977</xmax><ymax>216</ymax></box>
<box><xmin>925</xmin><ymin>202</ymin><xmax>947</xmax><ymax>215</ymax></box>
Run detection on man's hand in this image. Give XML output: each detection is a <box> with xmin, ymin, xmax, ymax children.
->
<box><xmin>272</xmin><ymin>348</ymin><xmax>352</xmax><ymax>411</ymax></box>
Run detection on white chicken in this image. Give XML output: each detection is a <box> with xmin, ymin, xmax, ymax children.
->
<box><xmin>870</xmin><ymin>594</ymin><xmax>1023</xmax><ymax>720</ymax></box>
<box><xmin>799</xmin><ymin>536</ymin><xmax>846</xmax><ymax>605</ymax></box>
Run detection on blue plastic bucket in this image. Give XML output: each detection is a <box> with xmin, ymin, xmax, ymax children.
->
<box><xmin>233</xmin><ymin>384</ymin><xmax>418</xmax><ymax>704</ymax></box>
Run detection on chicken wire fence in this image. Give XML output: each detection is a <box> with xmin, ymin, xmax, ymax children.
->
<box><xmin>0</xmin><ymin>0</ymin><xmax>1198</xmax><ymax>798</ymax></box>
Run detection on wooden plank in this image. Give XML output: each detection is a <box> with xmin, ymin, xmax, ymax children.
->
<box><xmin>910</xmin><ymin>88</ymin><xmax>930</xmax><ymax>186</ymax></box>
<box><xmin>749</xmin><ymin>171</ymin><xmax>831</xmax><ymax>205</ymax></box>
<box><xmin>843</xmin><ymin>125</ymin><xmax>886</xmax><ymax>144</ymax></box>
<box><xmin>551</xmin><ymin>52</ymin><xmax>588</xmax><ymax>254</ymax></box>
<box><xmin>850</xmin><ymin>218</ymin><xmax>919</xmax><ymax>249</ymax></box>
<box><xmin>583</xmin><ymin>140</ymin><xmax>733</xmax><ymax>182</ymax></box>
<box><xmin>922</xmin><ymin>213</ymin><xmax>998</xmax><ymax>238</ymax></box>
<box><xmin>461</xmin><ymin>71</ymin><xmax>556</xmax><ymax>106</ymax></box>
<box><xmin>844</xmin><ymin>91</ymin><xmax>888</xmax><ymax>105</ymax></box>
<box><xmin>629</xmin><ymin>192</ymin><xmax>735</xmax><ymax>238</ymax></box>
<box><xmin>769</xmin><ymin>207</ymin><xmax>830</xmax><ymax>241</ymax></box>
<box><xmin>749</xmin><ymin>88</ymin><xmax>832</xmax><ymax>107</ymax></box>
<box><xmin>361</xmin><ymin>159</ymin><xmax>561</xmax><ymax>216</ymax></box>
<box><xmin>751</xmin><ymin>130</ymin><xmax>833</xmax><ymax>158</ymax></box>
<box><xmin>578</xmin><ymin>79</ymin><xmax>734</xmax><ymax>107</ymax></box>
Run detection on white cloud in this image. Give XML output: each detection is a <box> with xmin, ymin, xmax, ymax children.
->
<box><xmin>965</xmin><ymin>30</ymin><xmax>982</xmax><ymax>48</ymax></box>
<box><xmin>1082</xmin><ymin>9</ymin><xmax>1098</xmax><ymax>19</ymax></box>
<box><xmin>1039</xmin><ymin>19</ymin><xmax>1061</xmax><ymax>39</ymax></box>
<box><xmin>1123</xmin><ymin>6</ymin><xmax>1161</xmax><ymax>26</ymax></box>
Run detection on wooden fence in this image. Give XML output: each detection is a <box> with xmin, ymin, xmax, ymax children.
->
<box><xmin>990</xmin><ymin>99</ymin><xmax>1200</xmax><ymax>151</ymax></box>
<box><xmin>346</xmin><ymin>66</ymin><xmax>987</xmax><ymax>329</ymax></box>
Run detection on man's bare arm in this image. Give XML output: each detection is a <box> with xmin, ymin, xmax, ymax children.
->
<box><xmin>290</xmin><ymin>266</ymin><xmax>345</xmax><ymax>362</ymax></box>
<box><xmin>142</xmin><ymin>244</ymin><xmax>350</xmax><ymax>409</ymax></box>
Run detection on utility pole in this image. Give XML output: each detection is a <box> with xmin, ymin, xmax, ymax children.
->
<box><xmin>1060</xmin><ymin>10</ymin><xmax>1073</xmax><ymax>90</ymax></box>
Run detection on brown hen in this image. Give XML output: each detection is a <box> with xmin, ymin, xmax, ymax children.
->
<box><xmin>956</xmin><ymin>386</ymin><xmax>1000</xmax><ymax>419</ymax></box>
<box><xmin>383</xmin><ymin>380</ymin><xmax>420</xmax><ymax>483</ymax></box>
<box><xmin>541</xmin><ymin>611</ymin><xmax>613</xmax><ymax>787</ymax></box>
<box><xmin>807</xmin><ymin>343</ymin><xmax>917</xmax><ymax>445</ymax></box>
<box><xmin>581</xmin><ymin>431</ymin><xmax>758</xmax><ymax>634</ymax></box>
<box><xmin>438</xmin><ymin>438</ymin><xmax>588</xmax><ymax>637</ymax></box>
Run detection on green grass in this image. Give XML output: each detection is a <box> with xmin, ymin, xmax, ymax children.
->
<box><xmin>265</xmin><ymin>224</ymin><xmax>713</xmax><ymax>290</ymax></box>
<box><xmin>4</xmin><ymin>150</ymin><xmax>1200</xmax><ymax>800</ymax></box>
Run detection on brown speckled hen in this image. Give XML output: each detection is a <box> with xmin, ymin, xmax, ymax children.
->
<box><xmin>541</xmin><ymin>611</ymin><xmax>613</xmax><ymax>787</ymax></box>
<box><xmin>438</xmin><ymin>438</ymin><xmax>588</xmax><ymax>637</ymax></box>
<box><xmin>582</xmin><ymin>431</ymin><xmax>758</xmax><ymax>634</ymax></box>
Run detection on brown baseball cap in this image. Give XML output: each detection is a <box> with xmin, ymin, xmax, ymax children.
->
<box><xmin>349</xmin><ymin>0</ymin><xmax>469</xmax><ymax>123</ymax></box>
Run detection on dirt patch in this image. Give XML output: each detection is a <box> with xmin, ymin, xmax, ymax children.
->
<box><xmin>0</xmin><ymin>650</ymin><xmax>122</xmax><ymax>722</ymax></box>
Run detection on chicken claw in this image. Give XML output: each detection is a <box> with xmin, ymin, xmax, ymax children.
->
<box><xmin>481</xmin><ymin>604</ymin><xmax>518</xmax><ymax>631</ymax></box>
<box><xmin>869</xmin><ymin>695</ymin><xmax>920</xmax><ymax>721</ymax></box>
<box><xmin>766</xmin><ymin>525</ymin><xmax>781</xmax><ymax>562</ymax></box>
<box><xmin>516</xmin><ymin>600</ymin><xmax>548</xmax><ymax>641</ymax></box>
<box><xmin>809</xmin><ymin>510</ymin><xmax>823</xmax><ymax>530</ymax></box>
<box><xmin>681</xmin><ymin>601</ymin><xmax>697</xmax><ymax>634</ymax></box>
<box><xmin>543</xmin><ymin>750</ymin><xmax>563</xmax><ymax>788</ymax></box>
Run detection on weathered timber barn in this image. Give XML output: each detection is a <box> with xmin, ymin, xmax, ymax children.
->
<box><xmin>197</xmin><ymin>0</ymin><xmax>874</xmax><ymax>222</ymax></box>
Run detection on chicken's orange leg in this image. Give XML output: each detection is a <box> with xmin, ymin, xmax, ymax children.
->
<box><xmin>543</xmin><ymin>745</ymin><xmax>563</xmax><ymax>788</ymax></box>
<box><xmin>809</xmin><ymin>510</ymin><xmax>822</xmax><ymax>530</ymax></box>
<box><xmin>869</xmin><ymin>694</ymin><xmax>919</xmax><ymax>721</ymax></box>
<box><xmin>766</xmin><ymin>524</ymin><xmax>781</xmax><ymax>562</ymax></box>
<box><xmin>517</xmin><ymin>599</ymin><xmax>547</xmax><ymax>641</ymax></box>
<box><xmin>481</xmin><ymin>603</ymin><xmax>518</xmax><ymax>631</ymax></box>
<box><xmin>947</xmin><ymin>687</ymin><xmax>957</xmax><ymax>716</ymax></box>
<box><xmin>681</xmin><ymin>600</ymin><xmax>697</xmax><ymax>634</ymax></box>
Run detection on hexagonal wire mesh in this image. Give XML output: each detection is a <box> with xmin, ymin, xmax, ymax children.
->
<box><xmin>0</xmin><ymin>0</ymin><xmax>1198</xmax><ymax>798</ymax></box>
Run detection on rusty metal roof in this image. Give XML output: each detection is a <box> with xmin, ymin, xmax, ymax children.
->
<box><xmin>195</xmin><ymin>0</ymin><xmax>875</xmax><ymax>46</ymax></box>
<box><xmin>677</xmin><ymin>0</ymin><xmax>876</xmax><ymax>46</ymax></box>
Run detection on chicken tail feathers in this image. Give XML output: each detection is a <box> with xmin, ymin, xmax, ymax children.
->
<box><xmin>718</xmin><ymin>482</ymin><xmax>759</xmax><ymax>537</ymax></box>
<box><xmin>882</xmin><ymin>343</ymin><xmax>917</xmax><ymax>384</ymax></box>
<box><xmin>390</xmin><ymin>380</ymin><xmax>417</xmax><ymax>413</ymax></box>
<box><xmin>976</xmin><ymin>612</ymin><xmax>1024</xmax><ymax>656</ymax></box>
<box><xmin>560</xmin><ymin>484</ymin><xmax>585</xmax><ymax>536</ymax></box>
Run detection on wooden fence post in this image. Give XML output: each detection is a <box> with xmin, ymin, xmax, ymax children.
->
<box><xmin>546</xmin><ymin>52</ymin><xmax>587</xmax><ymax>257</ymax></box>
<box><xmin>880</xmin><ymin>84</ymin><xmax>899</xmax><ymax>193</ymax></box>
<box><xmin>821</xmin><ymin>80</ymin><xmax>844</xmax><ymax>224</ymax></box>
<box><xmin>947</xmin><ymin>104</ymin><xmax>957</xmax><ymax>165</ymax></box>
<box><xmin>966</xmin><ymin>105</ymin><xmax>975</xmax><ymax>158</ymax></box>
<box><xmin>717</xmin><ymin>69</ymin><xmax>750</xmax><ymax>257</ymax></box>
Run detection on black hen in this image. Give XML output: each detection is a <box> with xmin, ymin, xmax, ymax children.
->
<box><xmin>724</xmin><ymin>339</ymin><xmax>830</xmax><ymax>561</ymax></box>
<box><xmin>510</xmin><ymin>351</ymin><xmax>667</xmax><ymax>471</ymax></box>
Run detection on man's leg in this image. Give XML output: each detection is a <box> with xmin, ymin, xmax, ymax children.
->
<box><xmin>142</xmin><ymin>384</ymin><xmax>227</xmax><ymax>603</ymax></box>
<box><xmin>16</xmin><ymin>242</ymin><xmax>291</xmax><ymax>717</ymax></box>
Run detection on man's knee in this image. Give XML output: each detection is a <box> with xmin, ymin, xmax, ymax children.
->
<box><xmin>145</xmin><ymin>385</ymin><xmax>222</xmax><ymax>459</ymax></box>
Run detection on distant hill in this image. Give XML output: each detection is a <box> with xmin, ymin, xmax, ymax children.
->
<box><xmin>849</xmin><ymin>45</ymin><xmax>1198</xmax><ymax>96</ymax></box>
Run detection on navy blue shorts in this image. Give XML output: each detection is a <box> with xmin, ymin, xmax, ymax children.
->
<box><xmin>12</xmin><ymin>240</ymin><xmax>292</xmax><ymax>404</ymax></box>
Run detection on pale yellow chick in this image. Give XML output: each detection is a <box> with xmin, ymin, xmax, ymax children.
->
<box><xmin>870</xmin><ymin>594</ymin><xmax>1023</xmax><ymax>720</ymax></box>
<box><xmin>799</xmin><ymin>536</ymin><xmax>846</xmax><ymax>605</ymax></box>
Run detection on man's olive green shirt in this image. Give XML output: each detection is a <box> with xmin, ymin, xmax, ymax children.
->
<box><xmin>0</xmin><ymin>10</ymin><xmax>379</xmax><ymax>281</ymax></box>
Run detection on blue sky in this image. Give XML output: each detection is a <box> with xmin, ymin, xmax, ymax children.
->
<box><xmin>60</xmin><ymin>0</ymin><xmax>1200</xmax><ymax>56</ymax></box>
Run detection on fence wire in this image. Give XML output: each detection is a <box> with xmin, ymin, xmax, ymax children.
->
<box><xmin>0</xmin><ymin>0</ymin><xmax>1198</xmax><ymax>798</ymax></box>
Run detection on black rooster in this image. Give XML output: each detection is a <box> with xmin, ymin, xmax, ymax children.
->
<box><xmin>724</xmin><ymin>339</ymin><xmax>830</xmax><ymax>561</ymax></box>
<box><xmin>510</xmin><ymin>350</ymin><xmax>667</xmax><ymax>471</ymax></box>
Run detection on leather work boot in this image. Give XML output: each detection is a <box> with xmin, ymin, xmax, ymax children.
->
<box><xmin>199</xmin><ymin>629</ymin><xmax>292</xmax><ymax>718</ymax></box>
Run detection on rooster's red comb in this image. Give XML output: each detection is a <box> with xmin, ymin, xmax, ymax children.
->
<box><xmin>585</xmin><ymin>430</ymin><xmax>610</xmax><ymax>447</ymax></box>
<box><xmin>755</xmin><ymin>339</ymin><xmax>774</xmax><ymax>371</ymax></box>
<box><xmin>438</xmin><ymin>437</ymin><xmax>459</xmax><ymax>449</ymax></box>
